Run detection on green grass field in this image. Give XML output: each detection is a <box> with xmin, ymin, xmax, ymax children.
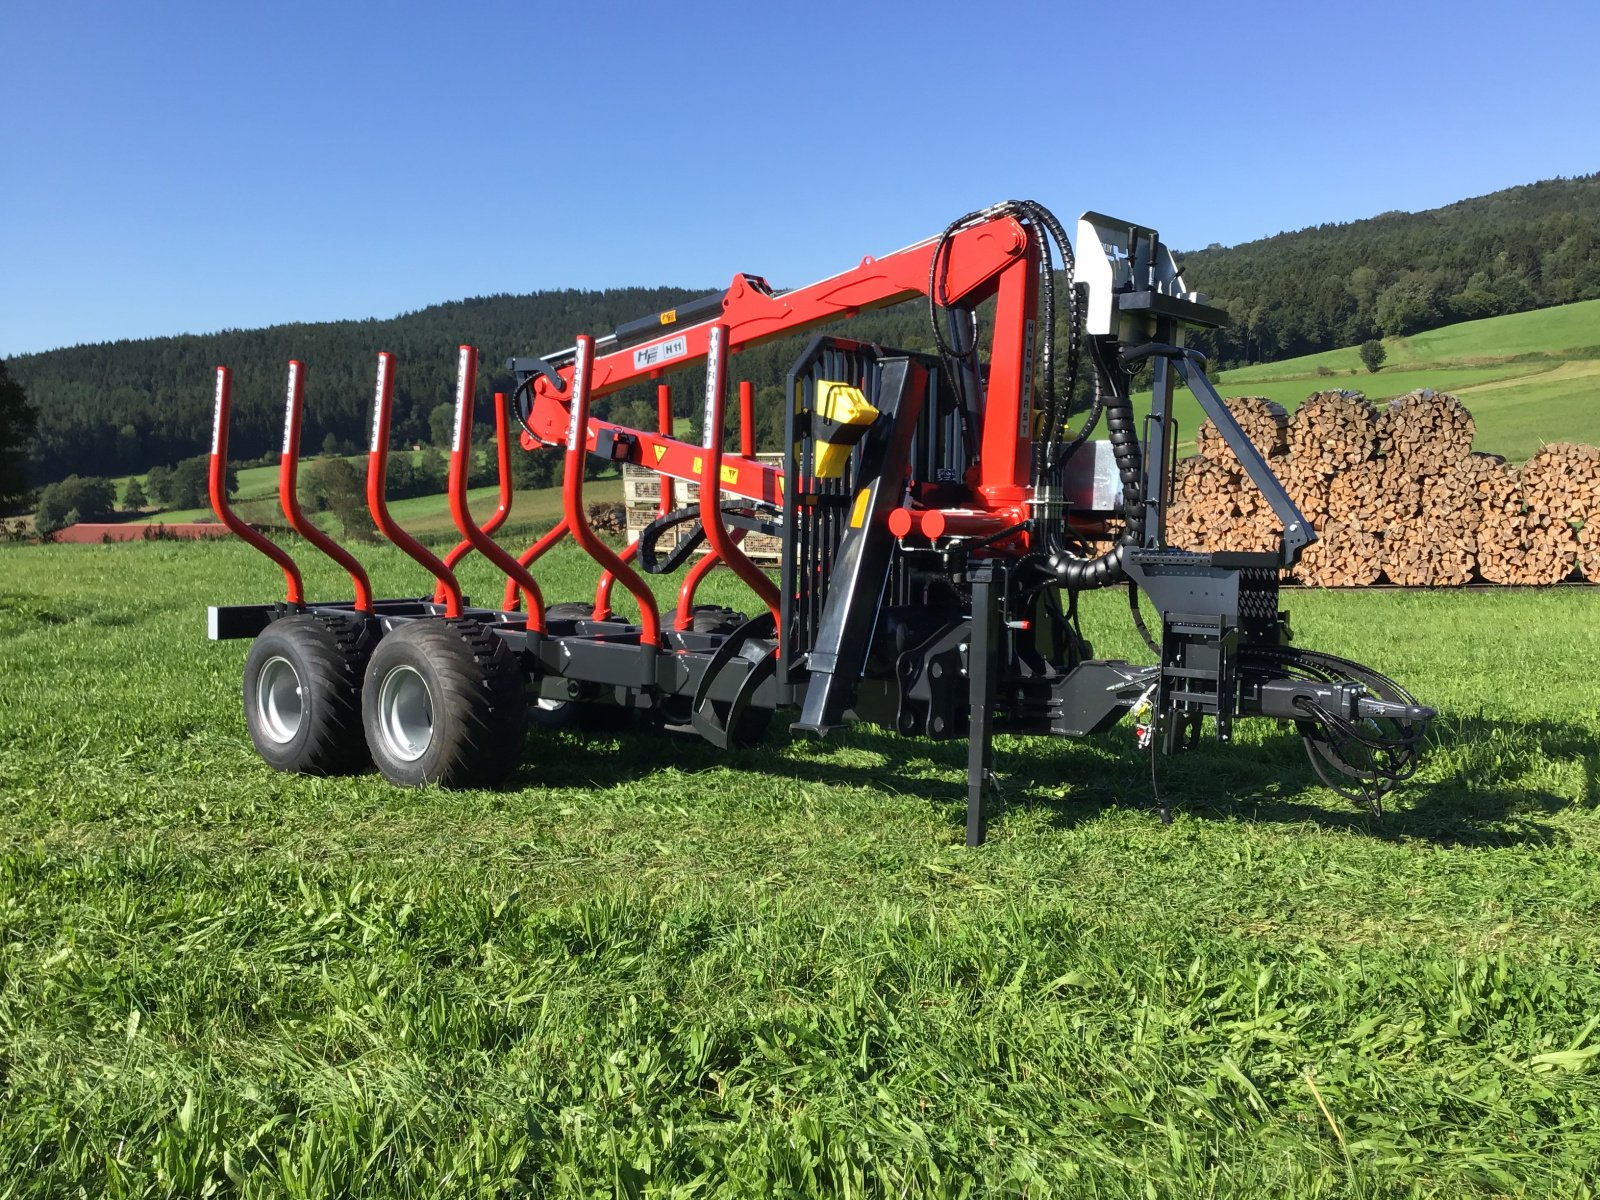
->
<box><xmin>1140</xmin><ymin>298</ymin><xmax>1600</xmax><ymax>462</ymax></box>
<box><xmin>2</xmin><ymin>537</ymin><xmax>1598</xmax><ymax>1196</ymax></box>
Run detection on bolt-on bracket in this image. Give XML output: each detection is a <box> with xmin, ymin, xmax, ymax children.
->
<box><xmin>1127</xmin><ymin>342</ymin><xmax>1313</xmax><ymax>567</ymax></box>
<box><xmin>209</xmin><ymin>366</ymin><xmax>305</xmax><ymax>606</ymax></box>
<box><xmin>280</xmin><ymin>360</ymin><xmax>373</xmax><ymax>613</ymax></box>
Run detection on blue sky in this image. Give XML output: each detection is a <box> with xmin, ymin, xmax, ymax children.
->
<box><xmin>2</xmin><ymin>0</ymin><xmax>1596</xmax><ymax>357</ymax></box>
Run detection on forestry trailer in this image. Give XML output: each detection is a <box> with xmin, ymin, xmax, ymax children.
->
<box><xmin>204</xmin><ymin>201</ymin><xmax>1434</xmax><ymax>843</ymax></box>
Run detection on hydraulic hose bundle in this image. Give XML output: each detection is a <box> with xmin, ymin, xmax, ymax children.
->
<box><xmin>1047</xmin><ymin>336</ymin><xmax>1143</xmax><ymax>591</ymax></box>
<box><xmin>1243</xmin><ymin>644</ymin><xmax>1432</xmax><ymax>815</ymax></box>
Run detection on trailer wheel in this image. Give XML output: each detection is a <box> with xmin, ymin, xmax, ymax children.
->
<box><xmin>688</xmin><ymin>605</ymin><xmax>747</xmax><ymax>634</ymax></box>
<box><xmin>361</xmin><ymin>619</ymin><xmax>527</xmax><ymax>788</ymax></box>
<box><xmin>242</xmin><ymin>614</ymin><xmax>373</xmax><ymax>775</ymax></box>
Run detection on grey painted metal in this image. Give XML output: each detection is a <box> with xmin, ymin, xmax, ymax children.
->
<box><xmin>377</xmin><ymin>664</ymin><xmax>433</xmax><ymax>763</ymax></box>
<box><xmin>1173</xmin><ymin>355</ymin><xmax>1314</xmax><ymax>565</ymax></box>
<box><xmin>965</xmin><ymin>563</ymin><xmax>1000</xmax><ymax>847</ymax></box>
<box><xmin>254</xmin><ymin>656</ymin><xmax>304</xmax><ymax>745</ymax></box>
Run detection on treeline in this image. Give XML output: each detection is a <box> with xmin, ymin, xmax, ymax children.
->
<box><xmin>8</xmin><ymin>285</ymin><xmax>931</xmax><ymax>489</ymax></box>
<box><xmin>1179</xmin><ymin>174</ymin><xmax>1600</xmax><ymax>366</ymax></box>
<box><xmin>8</xmin><ymin>174</ymin><xmax>1598</xmax><ymax>488</ymax></box>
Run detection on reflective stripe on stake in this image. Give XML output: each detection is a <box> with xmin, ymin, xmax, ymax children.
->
<box><xmin>370</xmin><ymin>355</ymin><xmax>388</xmax><ymax>454</ymax></box>
<box><xmin>702</xmin><ymin>326</ymin><xmax>721</xmax><ymax>450</ymax></box>
<box><xmin>283</xmin><ymin>362</ymin><xmax>299</xmax><ymax>455</ymax></box>
<box><xmin>453</xmin><ymin>345</ymin><xmax>471</xmax><ymax>453</ymax></box>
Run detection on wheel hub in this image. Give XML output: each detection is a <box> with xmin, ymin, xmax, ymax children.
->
<box><xmin>378</xmin><ymin>664</ymin><xmax>434</xmax><ymax>762</ymax></box>
<box><xmin>255</xmin><ymin>656</ymin><xmax>304</xmax><ymax>744</ymax></box>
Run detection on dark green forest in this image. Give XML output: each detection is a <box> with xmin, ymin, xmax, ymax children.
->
<box><xmin>1180</xmin><ymin>174</ymin><xmax>1600</xmax><ymax>364</ymax></box>
<box><xmin>7</xmin><ymin>174</ymin><xmax>1597</xmax><ymax>492</ymax></box>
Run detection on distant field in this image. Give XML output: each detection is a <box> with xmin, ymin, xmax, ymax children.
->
<box><xmin>1</xmin><ymin>538</ymin><xmax>1597</xmax><ymax>1194</ymax></box>
<box><xmin>1137</xmin><ymin>298</ymin><xmax>1600</xmax><ymax>461</ymax></box>
<box><xmin>125</xmin><ymin>456</ymin><xmax>624</xmax><ymax>541</ymax></box>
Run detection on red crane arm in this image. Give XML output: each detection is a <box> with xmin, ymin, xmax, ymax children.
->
<box><xmin>520</xmin><ymin>211</ymin><xmax>1037</xmax><ymax>508</ymax></box>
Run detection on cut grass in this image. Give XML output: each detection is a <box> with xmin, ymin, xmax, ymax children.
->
<box><xmin>1</xmin><ymin>537</ymin><xmax>1598</xmax><ymax>1196</ymax></box>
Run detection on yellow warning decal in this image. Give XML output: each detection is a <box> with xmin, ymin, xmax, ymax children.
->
<box><xmin>652</xmin><ymin>444</ymin><xmax>667</xmax><ymax>464</ymax></box>
<box><xmin>692</xmin><ymin>455</ymin><xmax>703</xmax><ymax>475</ymax></box>
<box><xmin>720</xmin><ymin>464</ymin><xmax>739</xmax><ymax>485</ymax></box>
<box><xmin>849</xmin><ymin>487</ymin><xmax>872</xmax><ymax>529</ymax></box>
<box><xmin>660</xmin><ymin>309</ymin><xmax>677</xmax><ymax>326</ymax></box>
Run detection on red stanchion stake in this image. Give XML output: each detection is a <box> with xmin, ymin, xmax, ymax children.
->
<box><xmin>366</xmin><ymin>351</ymin><xmax>464</xmax><ymax>618</ymax></box>
<box><xmin>280</xmin><ymin>360</ymin><xmax>373</xmax><ymax>612</ymax></box>
<box><xmin>445</xmin><ymin>348</ymin><xmax>545</xmax><ymax>631</ymax></box>
<box><xmin>209</xmin><ymin>366</ymin><xmax>304</xmax><ymax>605</ymax></box>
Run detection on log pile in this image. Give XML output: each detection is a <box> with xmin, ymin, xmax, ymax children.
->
<box><xmin>1286</xmin><ymin>391</ymin><xmax>1377</xmax><ymax>470</ymax></box>
<box><xmin>1163</xmin><ymin>388</ymin><xmax>1599</xmax><ymax>586</ymax></box>
<box><xmin>1194</xmin><ymin>396</ymin><xmax>1288</xmax><ymax>464</ymax></box>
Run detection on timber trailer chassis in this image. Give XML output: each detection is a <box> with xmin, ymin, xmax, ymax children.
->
<box><xmin>206</xmin><ymin>203</ymin><xmax>1434</xmax><ymax>843</ymax></box>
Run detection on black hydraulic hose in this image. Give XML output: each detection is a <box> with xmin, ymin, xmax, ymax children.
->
<box><xmin>1051</xmin><ymin>284</ymin><xmax>1101</xmax><ymax>470</ymax></box>
<box><xmin>1048</xmin><ymin>339</ymin><xmax>1143</xmax><ymax>590</ymax></box>
<box><xmin>925</xmin><ymin>200</ymin><xmax>1082</xmax><ymax>488</ymax></box>
<box><xmin>638</xmin><ymin>501</ymin><xmax>777</xmax><ymax>575</ymax></box>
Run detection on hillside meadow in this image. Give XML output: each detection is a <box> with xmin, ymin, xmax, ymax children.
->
<box><xmin>1139</xmin><ymin>298</ymin><xmax>1600</xmax><ymax>462</ymax></box>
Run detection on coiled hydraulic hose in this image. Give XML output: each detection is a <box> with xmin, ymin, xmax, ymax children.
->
<box><xmin>637</xmin><ymin>501</ymin><xmax>779</xmax><ymax>575</ymax></box>
<box><xmin>1047</xmin><ymin>337</ymin><xmax>1143</xmax><ymax>590</ymax></box>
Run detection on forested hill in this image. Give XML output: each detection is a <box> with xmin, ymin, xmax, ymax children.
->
<box><xmin>11</xmin><ymin>288</ymin><xmax>714</xmax><ymax>486</ymax></box>
<box><xmin>9</xmin><ymin>174</ymin><xmax>1599</xmax><ymax>487</ymax></box>
<box><xmin>1180</xmin><ymin>174</ymin><xmax>1600</xmax><ymax>366</ymax></box>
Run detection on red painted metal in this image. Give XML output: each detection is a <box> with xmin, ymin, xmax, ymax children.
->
<box><xmin>920</xmin><ymin>508</ymin><xmax>1017</xmax><ymax>540</ymax></box>
<box><xmin>446</xmin><ymin>347</ymin><xmax>545</xmax><ymax>631</ymax></box>
<box><xmin>366</xmin><ymin>352</ymin><xmax>464</xmax><ymax>618</ymax></box>
<box><xmin>520</xmin><ymin>213</ymin><xmax>1030</xmax><ymax>519</ymax></box>
<box><xmin>674</xmin><ymin>524</ymin><xmax>744</xmax><ymax>630</ymax></box>
<box><xmin>695</xmin><ymin>325</ymin><xmax>780</xmax><ymax>625</ymax></box>
<box><xmin>972</xmin><ymin>227</ymin><xmax>1040</xmax><ymax>506</ymax></box>
<box><xmin>280</xmin><ymin>360</ymin><xmax>373</xmax><ymax>612</ymax></box>
<box><xmin>439</xmin><ymin>387</ymin><xmax>515</xmax><ymax>594</ymax></box>
<box><xmin>657</xmin><ymin>383</ymin><xmax>675</xmax><ymax>514</ymax></box>
<box><xmin>672</xmin><ymin>377</ymin><xmax>762</xmax><ymax>629</ymax></box>
<box><xmin>504</xmin><ymin>517</ymin><xmax>568</xmax><ymax>611</ymax></box>
<box><xmin>593</xmin><ymin>382</ymin><xmax>677</xmax><ymax>619</ymax></box>
<box><xmin>739</xmin><ymin>380</ymin><xmax>755</xmax><ymax>458</ymax></box>
<box><xmin>209</xmin><ymin>366</ymin><xmax>304</xmax><ymax>605</ymax></box>
<box><xmin>563</xmin><ymin>336</ymin><xmax>661</xmax><ymax>645</ymax></box>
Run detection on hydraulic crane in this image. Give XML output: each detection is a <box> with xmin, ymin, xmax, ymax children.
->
<box><xmin>204</xmin><ymin>201</ymin><xmax>1434</xmax><ymax>843</ymax></box>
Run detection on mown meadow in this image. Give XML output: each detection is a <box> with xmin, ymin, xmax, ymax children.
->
<box><xmin>1</xmin><ymin>536</ymin><xmax>1598</xmax><ymax>1197</ymax></box>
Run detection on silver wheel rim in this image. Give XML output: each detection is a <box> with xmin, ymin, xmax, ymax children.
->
<box><xmin>378</xmin><ymin>664</ymin><xmax>433</xmax><ymax>762</ymax></box>
<box><xmin>255</xmin><ymin>656</ymin><xmax>304</xmax><ymax>745</ymax></box>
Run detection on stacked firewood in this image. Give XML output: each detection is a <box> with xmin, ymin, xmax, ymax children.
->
<box><xmin>1164</xmin><ymin>389</ymin><xmax>1598</xmax><ymax>585</ymax></box>
<box><xmin>1477</xmin><ymin>442</ymin><xmax>1598</xmax><ymax>585</ymax></box>
<box><xmin>1194</xmin><ymin>396</ymin><xmax>1289</xmax><ymax>463</ymax></box>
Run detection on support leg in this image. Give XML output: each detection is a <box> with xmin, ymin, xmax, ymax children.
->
<box><xmin>966</xmin><ymin>562</ymin><xmax>1000</xmax><ymax>847</ymax></box>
